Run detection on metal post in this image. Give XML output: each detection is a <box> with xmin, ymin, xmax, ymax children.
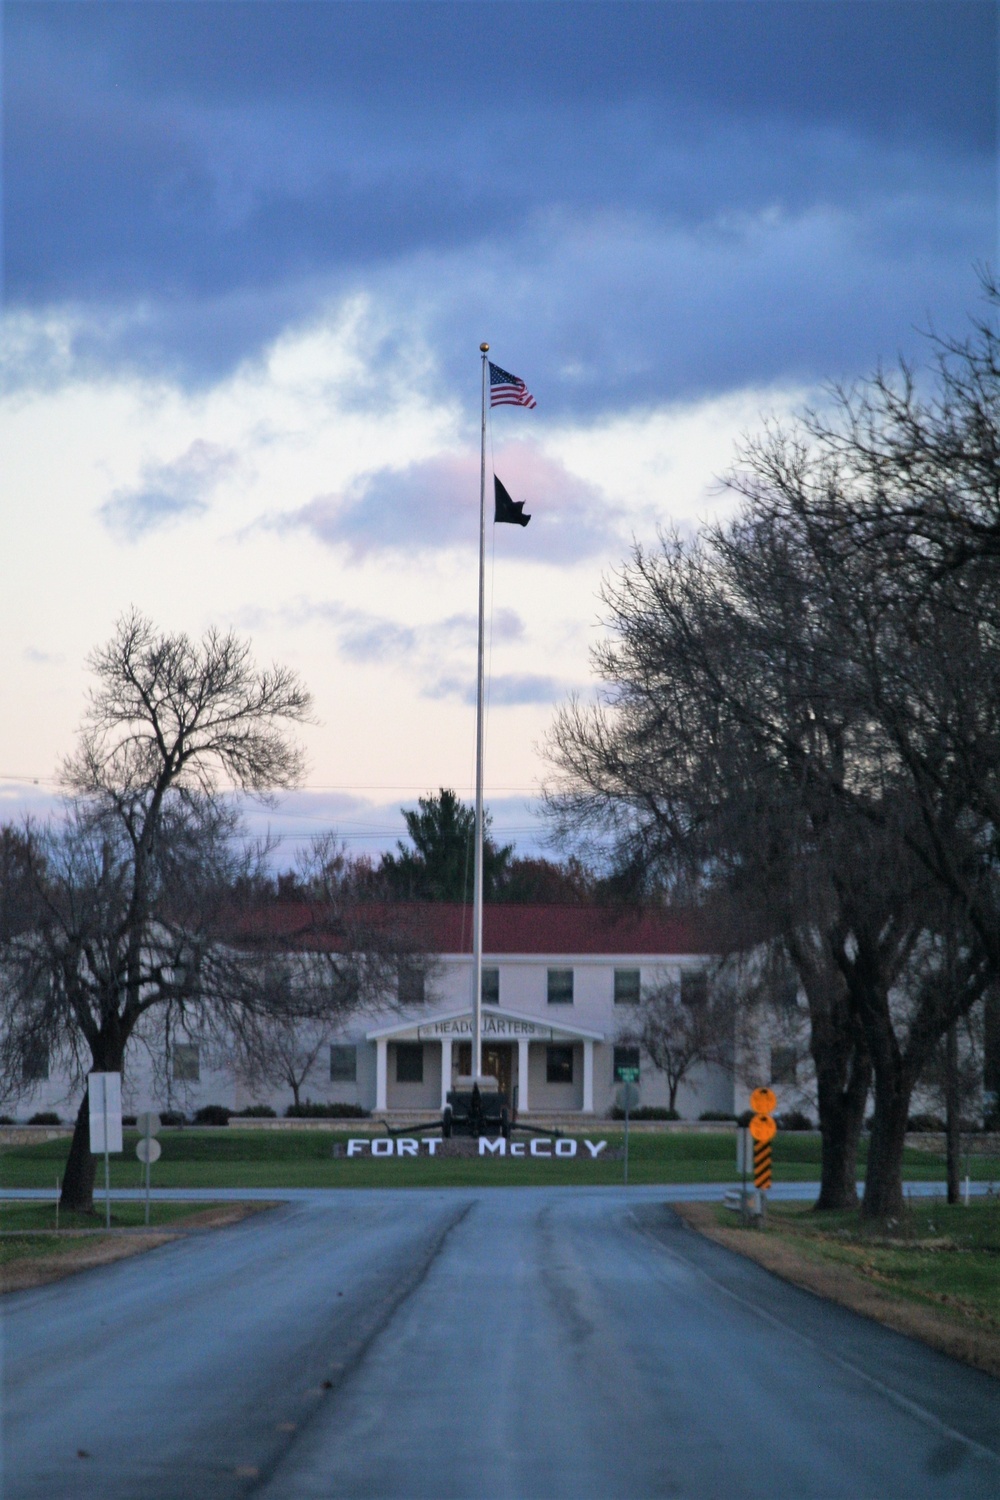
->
<box><xmin>103</xmin><ymin>1083</ymin><xmax>111</xmax><ymax>1230</ymax></box>
<box><xmin>624</xmin><ymin>1095</ymin><xmax>630</xmax><ymax>1187</ymax></box>
<box><xmin>144</xmin><ymin>1117</ymin><xmax>152</xmax><ymax>1227</ymax></box>
<box><xmin>472</xmin><ymin>342</ymin><xmax>489</xmax><ymax>1082</ymax></box>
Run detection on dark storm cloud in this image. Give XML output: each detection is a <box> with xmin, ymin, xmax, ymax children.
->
<box><xmin>3</xmin><ymin>2</ymin><xmax>995</xmax><ymax>405</ymax></box>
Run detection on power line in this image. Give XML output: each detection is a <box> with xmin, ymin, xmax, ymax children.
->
<box><xmin>0</xmin><ymin>774</ymin><xmax>541</xmax><ymax>794</ymax></box>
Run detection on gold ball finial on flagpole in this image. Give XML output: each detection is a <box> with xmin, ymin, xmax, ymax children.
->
<box><xmin>480</xmin><ymin>342</ymin><xmax>489</xmax><ymax>352</ymax></box>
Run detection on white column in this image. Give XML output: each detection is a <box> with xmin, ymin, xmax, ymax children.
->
<box><xmin>375</xmin><ymin>1038</ymin><xmax>388</xmax><ymax>1113</ymax></box>
<box><xmin>440</xmin><ymin>1037</ymin><xmax>453</xmax><ymax>1108</ymax></box>
<box><xmin>582</xmin><ymin>1040</ymin><xmax>594</xmax><ymax>1114</ymax></box>
<box><xmin>518</xmin><ymin>1037</ymin><xmax>530</xmax><ymax>1114</ymax></box>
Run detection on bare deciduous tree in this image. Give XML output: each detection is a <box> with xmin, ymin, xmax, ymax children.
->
<box><xmin>545</xmin><ymin>531</ymin><xmax>905</xmax><ymax>1210</ymax></box>
<box><xmin>616</xmin><ymin>967</ymin><xmax>739</xmax><ymax>1114</ymax></box>
<box><xmin>547</xmin><ymin>282</ymin><xmax>1000</xmax><ymax>1217</ymax></box>
<box><xmin>0</xmin><ymin>611</ymin><xmax>313</xmax><ymax>1211</ymax></box>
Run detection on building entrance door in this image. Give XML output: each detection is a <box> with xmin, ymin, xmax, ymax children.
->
<box><xmin>454</xmin><ymin>1042</ymin><xmax>513</xmax><ymax>1100</ymax></box>
<box><xmin>482</xmin><ymin>1043</ymin><xmax>513</xmax><ymax>1100</ymax></box>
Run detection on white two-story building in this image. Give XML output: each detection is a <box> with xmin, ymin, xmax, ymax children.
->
<box><xmin>292</xmin><ymin>903</ymin><xmax>733</xmax><ymax>1119</ymax></box>
<box><xmin>9</xmin><ymin>904</ymin><xmax>746</xmax><ymax>1123</ymax></box>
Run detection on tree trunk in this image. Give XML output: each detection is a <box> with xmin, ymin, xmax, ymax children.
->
<box><xmin>945</xmin><ymin>1022</ymin><xmax>960</xmax><ymax>1205</ymax></box>
<box><xmin>862</xmin><ymin>1072</ymin><xmax>911</xmax><ymax>1219</ymax></box>
<box><xmin>813</xmin><ymin>1041</ymin><xmax>870</xmax><ymax>1211</ymax></box>
<box><xmin>60</xmin><ymin>1030</ymin><xmax>127</xmax><ymax>1214</ymax></box>
<box><xmin>60</xmin><ymin>1091</ymin><xmax>98</xmax><ymax>1213</ymax></box>
<box><xmin>788</xmin><ymin>930</ymin><xmax>869</xmax><ymax>1211</ymax></box>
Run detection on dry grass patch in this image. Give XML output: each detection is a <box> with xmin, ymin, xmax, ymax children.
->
<box><xmin>1</xmin><ymin>1200</ymin><xmax>277</xmax><ymax>1293</ymax></box>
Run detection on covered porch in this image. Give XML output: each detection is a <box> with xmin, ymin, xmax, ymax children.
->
<box><xmin>366</xmin><ymin>1007</ymin><xmax>604</xmax><ymax>1115</ymax></box>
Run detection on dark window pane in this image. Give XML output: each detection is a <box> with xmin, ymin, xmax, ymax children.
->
<box><xmin>613</xmin><ymin>1046</ymin><xmax>641</xmax><ymax>1081</ymax></box>
<box><xmin>482</xmin><ymin>967</ymin><xmax>500</xmax><ymax>1006</ymax></box>
<box><xmin>680</xmin><ymin>970</ymin><xmax>708</xmax><ymax>1007</ymax></box>
<box><xmin>614</xmin><ymin>968</ymin><xmax>641</xmax><ymax>1005</ymax></box>
<box><xmin>329</xmin><ymin>1045</ymin><xmax>357</xmax><ymax>1082</ymax></box>
<box><xmin>398</xmin><ymin>968</ymin><xmax>425</xmax><ymax>1006</ymax></box>
<box><xmin>546</xmin><ymin>1045</ymin><xmax>574</xmax><ymax>1083</ymax></box>
<box><xmin>547</xmin><ymin>969</ymin><xmax>574</xmax><ymax>1005</ymax></box>
<box><xmin>172</xmin><ymin>1043</ymin><xmax>200</xmax><ymax>1082</ymax></box>
<box><xmin>396</xmin><ymin>1043</ymin><xmax>424</xmax><ymax>1084</ymax></box>
<box><xmin>770</xmin><ymin>1046</ymin><xmax>798</xmax><ymax>1085</ymax></box>
<box><xmin>22</xmin><ymin>1039</ymin><xmax>49</xmax><ymax>1082</ymax></box>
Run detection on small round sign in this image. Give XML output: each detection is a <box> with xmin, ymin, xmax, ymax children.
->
<box><xmin>136</xmin><ymin>1137</ymin><xmax>162</xmax><ymax>1165</ymax></box>
<box><xmin>749</xmin><ymin>1113</ymin><xmax>777</xmax><ymax>1144</ymax></box>
<box><xmin>750</xmin><ymin>1087</ymin><xmax>777</xmax><ymax>1116</ymax></box>
<box><xmin>135</xmin><ymin>1112</ymin><xmax>161</xmax><ymax>1137</ymax></box>
<box><xmin>616</xmin><ymin>1082</ymin><xmax>640</xmax><ymax>1112</ymax></box>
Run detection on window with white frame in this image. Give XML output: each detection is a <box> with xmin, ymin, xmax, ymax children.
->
<box><xmin>398</xmin><ymin>967</ymin><xmax>425</xmax><ymax>1006</ymax></box>
<box><xmin>680</xmin><ymin>969</ymin><xmax>708</xmax><ymax>1007</ymax></box>
<box><xmin>770</xmin><ymin>1046</ymin><xmax>798</xmax><ymax>1085</ymax></box>
<box><xmin>614</xmin><ymin>968</ymin><xmax>641</xmax><ymax>1005</ymax></box>
<box><xmin>329</xmin><ymin>1045</ymin><xmax>357</xmax><ymax>1082</ymax></box>
<box><xmin>172</xmin><ymin>1043</ymin><xmax>200</xmax><ymax>1082</ymax></box>
<box><xmin>613</xmin><ymin>1046</ymin><xmax>641</xmax><ymax>1081</ymax></box>
<box><xmin>547</xmin><ymin>969</ymin><xmax>574</xmax><ymax>1005</ymax></box>
<box><xmin>21</xmin><ymin>1039</ymin><xmax>49</xmax><ymax>1082</ymax></box>
<box><xmin>546</xmin><ymin>1045</ymin><xmax>574</xmax><ymax>1083</ymax></box>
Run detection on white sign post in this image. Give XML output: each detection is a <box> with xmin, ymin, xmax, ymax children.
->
<box><xmin>88</xmin><ymin>1072</ymin><xmax>123</xmax><ymax>1229</ymax></box>
<box><xmin>135</xmin><ymin>1112</ymin><xmax>162</xmax><ymax>1226</ymax></box>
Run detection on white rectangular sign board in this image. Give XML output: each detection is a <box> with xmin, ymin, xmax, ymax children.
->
<box><xmin>88</xmin><ymin>1072</ymin><xmax>123</xmax><ymax>1154</ymax></box>
<box><xmin>736</xmin><ymin>1127</ymin><xmax>752</xmax><ymax>1175</ymax></box>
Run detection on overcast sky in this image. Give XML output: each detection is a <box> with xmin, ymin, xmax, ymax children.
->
<box><xmin>1</xmin><ymin>1</ymin><xmax>995</xmax><ymax>862</ymax></box>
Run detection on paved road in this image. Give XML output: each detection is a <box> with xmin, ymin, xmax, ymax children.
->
<box><xmin>3</xmin><ymin>1188</ymin><xmax>998</xmax><ymax>1499</ymax></box>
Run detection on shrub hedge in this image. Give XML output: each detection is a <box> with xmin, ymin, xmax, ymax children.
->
<box><xmin>285</xmin><ymin>1100</ymin><xmax>370</xmax><ymax>1119</ymax></box>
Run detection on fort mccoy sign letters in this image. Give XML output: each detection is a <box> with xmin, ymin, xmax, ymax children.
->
<box><xmin>345</xmin><ymin>1137</ymin><xmax>609</xmax><ymax>1158</ymax></box>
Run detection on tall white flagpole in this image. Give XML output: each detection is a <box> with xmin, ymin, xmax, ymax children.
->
<box><xmin>473</xmin><ymin>342</ymin><xmax>489</xmax><ymax>1080</ymax></box>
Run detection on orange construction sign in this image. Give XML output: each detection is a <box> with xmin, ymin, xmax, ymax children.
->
<box><xmin>753</xmin><ymin>1140</ymin><xmax>773</xmax><ymax>1189</ymax></box>
<box><xmin>750</xmin><ymin>1086</ymin><xmax>777</xmax><ymax>1115</ymax></box>
<box><xmin>749</xmin><ymin>1113</ymin><xmax>777</xmax><ymax>1143</ymax></box>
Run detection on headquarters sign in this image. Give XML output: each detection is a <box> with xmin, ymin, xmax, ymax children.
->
<box><xmin>417</xmin><ymin>1015</ymin><xmax>553</xmax><ymax>1041</ymax></box>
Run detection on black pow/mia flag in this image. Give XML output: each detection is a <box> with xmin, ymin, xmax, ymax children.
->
<box><xmin>494</xmin><ymin>474</ymin><xmax>531</xmax><ymax>527</ymax></box>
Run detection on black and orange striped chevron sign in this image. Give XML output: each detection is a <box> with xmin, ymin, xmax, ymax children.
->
<box><xmin>753</xmin><ymin>1140</ymin><xmax>772</xmax><ymax>1189</ymax></box>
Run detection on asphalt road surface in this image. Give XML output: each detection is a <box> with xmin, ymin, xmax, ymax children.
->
<box><xmin>3</xmin><ymin>1187</ymin><xmax>998</xmax><ymax>1499</ymax></box>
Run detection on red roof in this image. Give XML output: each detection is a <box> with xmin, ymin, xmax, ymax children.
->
<box><xmin>234</xmin><ymin>902</ymin><xmax>709</xmax><ymax>957</ymax></box>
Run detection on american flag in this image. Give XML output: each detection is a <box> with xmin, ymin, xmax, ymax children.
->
<box><xmin>489</xmin><ymin>361</ymin><xmax>537</xmax><ymax>409</ymax></box>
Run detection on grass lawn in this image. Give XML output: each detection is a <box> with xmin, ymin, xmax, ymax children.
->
<box><xmin>1</xmin><ymin>1199</ymin><xmax>265</xmax><ymax>1289</ymax></box>
<box><xmin>758</xmin><ymin>1198</ymin><xmax>1000</xmax><ymax>1328</ymax></box>
<box><xmin>2</xmin><ymin>1129</ymin><xmax>998</xmax><ymax>1190</ymax></box>
<box><xmin>1</xmin><ymin>1199</ymin><xmax>225</xmax><ymax>1235</ymax></box>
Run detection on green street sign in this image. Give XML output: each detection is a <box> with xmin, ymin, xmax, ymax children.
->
<box><xmin>616</xmin><ymin>1066</ymin><xmax>640</xmax><ymax>1083</ymax></box>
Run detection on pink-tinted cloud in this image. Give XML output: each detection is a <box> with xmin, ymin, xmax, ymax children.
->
<box><xmin>282</xmin><ymin>440</ymin><xmax>623</xmax><ymax>562</ymax></box>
